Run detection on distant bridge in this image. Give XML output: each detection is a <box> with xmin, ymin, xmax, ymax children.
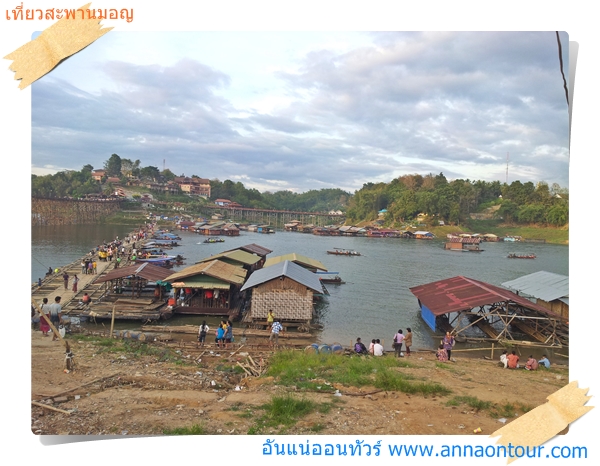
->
<box><xmin>198</xmin><ymin>205</ymin><xmax>345</xmax><ymax>227</ymax></box>
<box><xmin>32</xmin><ymin>197</ymin><xmax>123</xmax><ymax>226</ymax></box>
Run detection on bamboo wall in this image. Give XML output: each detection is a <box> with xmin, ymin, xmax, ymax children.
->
<box><xmin>537</xmin><ymin>298</ymin><xmax>569</xmax><ymax>319</ymax></box>
<box><xmin>250</xmin><ymin>277</ymin><xmax>313</xmax><ymax>321</ymax></box>
<box><xmin>32</xmin><ymin>198</ymin><xmax>123</xmax><ymax>226</ymax></box>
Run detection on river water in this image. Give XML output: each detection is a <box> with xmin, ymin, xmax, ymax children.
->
<box><xmin>32</xmin><ymin>225</ymin><xmax>569</xmax><ymax>360</ymax></box>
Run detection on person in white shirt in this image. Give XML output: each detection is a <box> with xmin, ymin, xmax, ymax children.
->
<box><xmin>373</xmin><ymin>339</ymin><xmax>384</xmax><ymax>356</ymax></box>
<box><xmin>499</xmin><ymin>350</ymin><xmax>508</xmax><ymax>369</ymax></box>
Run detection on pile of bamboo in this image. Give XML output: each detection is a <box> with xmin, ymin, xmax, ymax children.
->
<box><xmin>236</xmin><ymin>354</ymin><xmax>267</xmax><ymax>378</ymax></box>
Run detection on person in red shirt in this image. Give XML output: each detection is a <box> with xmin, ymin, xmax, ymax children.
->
<box><xmin>525</xmin><ymin>355</ymin><xmax>539</xmax><ymax>371</ymax></box>
<box><xmin>507</xmin><ymin>350</ymin><xmax>520</xmax><ymax>369</ymax></box>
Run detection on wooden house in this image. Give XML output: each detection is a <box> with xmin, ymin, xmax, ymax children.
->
<box><xmin>196</xmin><ymin>249</ymin><xmax>263</xmax><ymax>274</ymax></box>
<box><xmin>164</xmin><ymin>260</ymin><xmax>247</xmax><ymax>317</ymax></box>
<box><xmin>240</xmin><ymin>260</ymin><xmax>324</xmax><ymax>325</ymax></box>
<box><xmin>502</xmin><ymin>271</ymin><xmax>569</xmax><ymax>319</ymax></box>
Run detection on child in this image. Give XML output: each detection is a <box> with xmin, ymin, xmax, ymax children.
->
<box><xmin>436</xmin><ymin>344</ymin><xmax>448</xmax><ymax>362</ymax></box>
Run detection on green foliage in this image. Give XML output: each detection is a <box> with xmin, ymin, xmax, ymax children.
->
<box><xmin>374</xmin><ymin>370</ymin><xmax>450</xmax><ymax>395</ymax></box>
<box><xmin>446</xmin><ymin>395</ymin><xmax>492</xmax><ymax>411</ymax></box>
<box><xmin>246</xmin><ymin>394</ymin><xmax>337</xmax><ymax>434</ymax></box>
<box><xmin>31</xmin><ymin>155</ymin><xmax>567</xmax><ymax>230</ymax></box>
<box><xmin>446</xmin><ymin>396</ymin><xmax>533</xmax><ymax>419</ymax></box>
<box><xmin>104</xmin><ymin>153</ymin><xmax>122</xmax><ymax>177</ymax></box>
<box><xmin>265</xmin><ymin>350</ymin><xmax>445</xmax><ymax>396</ymax></box>
<box><xmin>163</xmin><ymin>424</ymin><xmax>208</xmax><ymax>435</ymax></box>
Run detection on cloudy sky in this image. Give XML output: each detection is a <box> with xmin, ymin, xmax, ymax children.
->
<box><xmin>31</xmin><ymin>31</ymin><xmax>570</xmax><ymax>193</ymax></box>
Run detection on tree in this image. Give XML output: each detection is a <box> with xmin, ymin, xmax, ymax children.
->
<box><xmin>161</xmin><ymin>169</ymin><xmax>176</xmax><ymax>181</ymax></box>
<box><xmin>547</xmin><ymin>204</ymin><xmax>568</xmax><ymax>226</ymax></box>
<box><xmin>104</xmin><ymin>154</ymin><xmax>122</xmax><ymax>177</ymax></box>
<box><xmin>139</xmin><ymin>166</ymin><xmax>160</xmax><ymax>181</ymax></box>
<box><xmin>121</xmin><ymin>158</ymin><xmax>140</xmax><ymax>178</ymax></box>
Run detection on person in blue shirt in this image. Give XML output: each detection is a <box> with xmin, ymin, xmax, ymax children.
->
<box><xmin>538</xmin><ymin>355</ymin><xmax>551</xmax><ymax>368</ymax></box>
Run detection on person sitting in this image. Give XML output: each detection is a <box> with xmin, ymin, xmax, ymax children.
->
<box><xmin>373</xmin><ymin>339</ymin><xmax>384</xmax><ymax>356</ymax></box>
<box><xmin>81</xmin><ymin>293</ymin><xmax>91</xmax><ymax>305</ymax></box>
<box><xmin>436</xmin><ymin>344</ymin><xmax>448</xmax><ymax>362</ymax></box>
<box><xmin>538</xmin><ymin>355</ymin><xmax>551</xmax><ymax>369</ymax></box>
<box><xmin>369</xmin><ymin>339</ymin><xmax>376</xmax><ymax>355</ymax></box>
<box><xmin>499</xmin><ymin>350</ymin><xmax>508</xmax><ymax>369</ymax></box>
<box><xmin>525</xmin><ymin>355</ymin><xmax>539</xmax><ymax>371</ymax></box>
<box><xmin>507</xmin><ymin>350</ymin><xmax>520</xmax><ymax>369</ymax></box>
<box><xmin>354</xmin><ymin>337</ymin><xmax>368</xmax><ymax>355</ymax></box>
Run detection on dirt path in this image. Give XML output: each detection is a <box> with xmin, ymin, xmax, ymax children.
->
<box><xmin>31</xmin><ymin>329</ymin><xmax>568</xmax><ymax>436</ymax></box>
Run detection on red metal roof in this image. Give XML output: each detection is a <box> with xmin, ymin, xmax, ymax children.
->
<box><xmin>409</xmin><ymin>275</ymin><xmax>561</xmax><ymax>317</ymax></box>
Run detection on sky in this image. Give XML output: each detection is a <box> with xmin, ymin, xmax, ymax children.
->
<box><xmin>31</xmin><ymin>30</ymin><xmax>570</xmax><ymax>194</ymax></box>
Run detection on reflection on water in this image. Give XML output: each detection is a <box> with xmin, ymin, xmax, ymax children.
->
<box><xmin>33</xmin><ymin>226</ymin><xmax>569</xmax><ymax>361</ymax></box>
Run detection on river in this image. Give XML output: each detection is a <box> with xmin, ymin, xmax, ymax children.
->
<box><xmin>32</xmin><ymin>225</ymin><xmax>569</xmax><ymax>360</ymax></box>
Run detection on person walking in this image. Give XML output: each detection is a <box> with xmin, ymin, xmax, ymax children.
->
<box><xmin>404</xmin><ymin>328</ymin><xmax>413</xmax><ymax>356</ymax></box>
<box><xmin>48</xmin><ymin>296</ymin><xmax>62</xmax><ymax>341</ymax></box>
<box><xmin>39</xmin><ymin>297</ymin><xmax>50</xmax><ymax>336</ymax></box>
<box><xmin>62</xmin><ymin>272</ymin><xmax>69</xmax><ymax>290</ymax></box>
<box><xmin>72</xmin><ymin>274</ymin><xmax>79</xmax><ymax>292</ymax></box>
<box><xmin>269</xmin><ymin>320</ymin><xmax>284</xmax><ymax>347</ymax></box>
<box><xmin>197</xmin><ymin>321</ymin><xmax>209</xmax><ymax>347</ymax></box>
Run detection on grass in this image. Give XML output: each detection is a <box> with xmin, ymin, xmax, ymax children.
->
<box><xmin>446</xmin><ymin>396</ymin><xmax>534</xmax><ymax>419</ymax></box>
<box><xmin>265</xmin><ymin>350</ymin><xmax>448</xmax><ymax>396</ymax></box>
<box><xmin>163</xmin><ymin>424</ymin><xmax>208</xmax><ymax>435</ymax></box>
<box><xmin>446</xmin><ymin>395</ymin><xmax>492</xmax><ymax>411</ymax></box>
<box><xmin>246</xmin><ymin>394</ymin><xmax>339</xmax><ymax>434</ymax></box>
<box><xmin>459</xmin><ymin>220</ymin><xmax>569</xmax><ymax>244</ymax></box>
<box><xmin>80</xmin><ymin>337</ymin><xmax>193</xmax><ymax>365</ymax></box>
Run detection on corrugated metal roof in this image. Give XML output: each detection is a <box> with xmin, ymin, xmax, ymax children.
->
<box><xmin>240</xmin><ymin>260</ymin><xmax>323</xmax><ymax>293</ymax></box>
<box><xmin>501</xmin><ymin>271</ymin><xmax>569</xmax><ymax>302</ymax></box>
<box><xmin>409</xmin><ymin>275</ymin><xmax>558</xmax><ymax>317</ymax></box>
<box><xmin>222</xmin><ymin>243</ymin><xmax>272</xmax><ymax>257</ymax></box>
<box><xmin>264</xmin><ymin>253</ymin><xmax>328</xmax><ymax>272</ymax></box>
<box><xmin>238</xmin><ymin>243</ymin><xmax>272</xmax><ymax>257</ymax></box>
<box><xmin>170</xmin><ymin>275</ymin><xmax>231</xmax><ymax>289</ymax></box>
<box><xmin>164</xmin><ymin>260</ymin><xmax>247</xmax><ymax>285</ymax></box>
<box><xmin>95</xmin><ymin>263</ymin><xmax>173</xmax><ymax>283</ymax></box>
<box><xmin>196</xmin><ymin>249</ymin><xmax>261</xmax><ymax>266</ymax></box>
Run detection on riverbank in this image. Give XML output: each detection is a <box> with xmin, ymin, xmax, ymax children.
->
<box><xmin>30</xmin><ymin>328</ymin><xmax>568</xmax><ymax>435</ymax></box>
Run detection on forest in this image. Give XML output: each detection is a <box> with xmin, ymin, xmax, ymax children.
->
<box><xmin>31</xmin><ymin>154</ymin><xmax>569</xmax><ymax>227</ymax></box>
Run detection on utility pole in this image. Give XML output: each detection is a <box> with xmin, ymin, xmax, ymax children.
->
<box><xmin>506</xmin><ymin>152</ymin><xmax>509</xmax><ymax>184</ymax></box>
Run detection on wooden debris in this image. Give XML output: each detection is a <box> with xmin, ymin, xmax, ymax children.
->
<box><xmin>32</xmin><ymin>401</ymin><xmax>72</xmax><ymax>415</ymax></box>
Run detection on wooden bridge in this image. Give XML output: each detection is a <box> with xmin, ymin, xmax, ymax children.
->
<box><xmin>32</xmin><ymin>198</ymin><xmax>123</xmax><ymax>226</ymax></box>
<box><xmin>198</xmin><ymin>205</ymin><xmax>345</xmax><ymax>227</ymax></box>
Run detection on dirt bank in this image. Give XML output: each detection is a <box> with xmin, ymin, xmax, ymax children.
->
<box><xmin>31</xmin><ymin>329</ymin><xmax>568</xmax><ymax>436</ymax></box>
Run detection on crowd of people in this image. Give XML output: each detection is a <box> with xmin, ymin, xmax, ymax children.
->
<box><xmin>499</xmin><ymin>350</ymin><xmax>551</xmax><ymax>370</ymax></box>
<box><xmin>353</xmin><ymin>328</ymin><xmax>413</xmax><ymax>357</ymax></box>
<box><xmin>198</xmin><ymin>319</ymin><xmax>234</xmax><ymax>349</ymax></box>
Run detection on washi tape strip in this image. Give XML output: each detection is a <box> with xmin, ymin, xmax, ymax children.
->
<box><xmin>490</xmin><ymin>381</ymin><xmax>593</xmax><ymax>464</ymax></box>
<box><xmin>4</xmin><ymin>3</ymin><xmax>112</xmax><ymax>89</ymax></box>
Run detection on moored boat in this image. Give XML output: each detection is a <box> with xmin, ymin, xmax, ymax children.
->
<box><xmin>507</xmin><ymin>252</ymin><xmax>536</xmax><ymax>259</ymax></box>
<box><xmin>327</xmin><ymin>248</ymin><xmax>361</xmax><ymax>256</ymax></box>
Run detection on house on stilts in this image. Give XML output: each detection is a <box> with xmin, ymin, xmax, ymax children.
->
<box><xmin>410</xmin><ymin>275</ymin><xmax>568</xmax><ymax>347</ymax></box>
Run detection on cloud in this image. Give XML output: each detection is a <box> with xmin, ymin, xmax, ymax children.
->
<box><xmin>31</xmin><ymin>31</ymin><xmax>570</xmax><ymax>192</ymax></box>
